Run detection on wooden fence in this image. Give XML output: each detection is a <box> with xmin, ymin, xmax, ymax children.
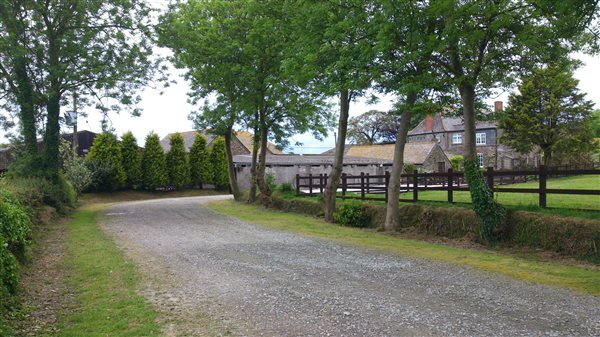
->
<box><xmin>295</xmin><ymin>166</ymin><xmax>600</xmax><ymax>208</ymax></box>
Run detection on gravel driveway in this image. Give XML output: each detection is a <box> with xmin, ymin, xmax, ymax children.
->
<box><xmin>101</xmin><ymin>196</ymin><xmax>600</xmax><ymax>337</ymax></box>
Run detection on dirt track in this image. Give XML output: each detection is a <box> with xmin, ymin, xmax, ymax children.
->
<box><xmin>100</xmin><ymin>195</ymin><xmax>600</xmax><ymax>337</ymax></box>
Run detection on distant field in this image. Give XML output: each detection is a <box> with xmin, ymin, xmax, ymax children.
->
<box><xmin>407</xmin><ymin>175</ymin><xmax>600</xmax><ymax>211</ymax></box>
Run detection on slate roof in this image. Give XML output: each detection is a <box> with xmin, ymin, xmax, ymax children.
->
<box><xmin>235</xmin><ymin>130</ymin><xmax>285</xmax><ymax>155</ymax></box>
<box><xmin>160</xmin><ymin>130</ymin><xmax>284</xmax><ymax>154</ymax></box>
<box><xmin>233</xmin><ymin>154</ymin><xmax>391</xmax><ymax>166</ymax></box>
<box><xmin>408</xmin><ymin>113</ymin><xmax>497</xmax><ymax>136</ymax></box>
<box><xmin>345</xmin><ymin>142</ymin><xmax>439</xmax><ymax>164</ymax></box>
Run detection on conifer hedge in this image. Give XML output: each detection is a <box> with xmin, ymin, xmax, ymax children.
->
<box><xmin>141</xmin><ymin>132</ymin><xmax>168</xmax><ymax>190</ymax></box>
<box><xmin>87</xmin><ymin>132</ymin><xmax>125</xmax><ymax>191</ymax></box>
<box><xmin>210</xmin><ymin>137</ymin><xmax>229</xmax><ymax>190</ymax></box>
<box><xmin>189</xmin><ymin>133</ymin><xmax>212</xmax><ymax>188</ymax></box>
<box><xmin>120</xmin><ymin>131</ymin><xmax>142</xmax><ymax>189</ymax></box>
<box><xmin>166</xmin><ymin>133</ymin><xmax>190</xmax><ymax>190</ymax></box>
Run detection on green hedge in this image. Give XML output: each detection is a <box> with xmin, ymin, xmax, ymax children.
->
<box><xmin>267</xmin><ymin>196</ymin><xmax>600</xmax><ymax>262</ymax></box>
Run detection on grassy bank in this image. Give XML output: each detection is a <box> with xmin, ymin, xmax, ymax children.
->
<box><xmin>57</xmin><ymin>207</ymin><xmax>160</xmax><ymax>336</ymax></box>
<box><xmin>208</xmin><ymin>200</ymin><xmax>600</xmax><ymax>296</ymax></box>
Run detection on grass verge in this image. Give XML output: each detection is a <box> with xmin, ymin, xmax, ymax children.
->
<box><xmin>208</xmin><ymin>200</ymin><xmax>600</xmax><ymax>297</ymax></box>
<box><xmin>57</xmin><ymin>206</ymin><xmax>160</xmax><ymax>336</ymax></box>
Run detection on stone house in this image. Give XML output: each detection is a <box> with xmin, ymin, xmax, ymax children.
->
<box><xmin>407</xmin><ymin>102</ymin><xmax>539</xmax><ymax>169</ymax></box>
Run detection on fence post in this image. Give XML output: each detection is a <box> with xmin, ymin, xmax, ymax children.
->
<box><xmin>366</xmin><ymin>173</ymin><xmax>370</xmax><ymax>194</ymax></box>
<box><xmin>447</xmin><ymin>168</ymin><xmax>454</xmax><ymax>203</ymax></box>
<box><xmin>318</xmin><ymin>174</ymin><xmax>323</xmax><ymax>194</ymax></box>
<box><xmin>413</xmin><ymin>170</ymin><xmax>418</xmax><ymax>202</ymax></box>
<box><xmin>360</xmin><ymin>172</ymin><xmax>365</xmax><ymax>200</ymax></box>
<box><xmin>385</xmin><ymin>171</ymin><xmax>390</xmax><ymax>202</ymax></box>
<box><xmin>539</xmin><ymin>165</ymin><xmax>547</xmax><ymax>208</ymax></box>
<box><xmin>342</xmin><ymin>173</ymin><xmax>347</xmax><ymax>196</ymax></box>
<box><xmin>308</xmin><ymin>174</ymin><xmax>313</xmax><ymax>196</ymax></box>
<box><xmin>486</xmin><ymin>166</ymin><xmax>494</xmax><ymax>190</ymax></box>
<box><xmin>296</xmin><ymin>174</ymin><xmax>300</xmax><ymax>195</ymax></box>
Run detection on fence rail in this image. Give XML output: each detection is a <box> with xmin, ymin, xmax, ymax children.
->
<box><xmin>295</xmin><ymin>166</ymin><xmax>600</xmax><ymax>208</ymax></box>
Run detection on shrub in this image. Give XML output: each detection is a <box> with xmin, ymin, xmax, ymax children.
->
<box><xmin>166</xmin><ymin>133</ymin><xmax>191</xmax><ymax>190</ymax></box>
<box><xmin>334</xmin><ymin>201</ymin><xmax>371</xmax><ymax>227</ymax></box>
<box><xmin>0</xmin><ymin>236</ymin><xmax>19</xmax><ymax>298</ymax></box>
<box><xmin>266</xmin><ymin>173</ymin><xmax>277</xmax><ymax>192</ymax></box>
<box><xmin>0</xmin><ymin>189</ymin><xmax>31</xmax><ymax>261</ymax></box>
<box><xmin>210</xmin><ymin>137</ymin><xmax>229</xmax><ymax>190</ymax></box>
<box><xmin>87</xmin><ymin>132</ymin><xmax>125</xmax><ymax>191</ymax></box>
<box><xmin>59</xmin><ymin>140</ymin><xmax>92</xmax><ymax>195</ymax></box>
<box><xmin>120</xmin><ymin>131</ymin><xmax>142</xmax><ymax>189</ymax></box>
<box><xmin>279</xmin><ymin>182</ymin><xmax>294</xmax><ymax>193</ymax></box>
<box><xmin>1</xmin><ymin>175</ymin><xmax>75</xmax><ymax>214</ymax></box>
<box><xmin>450</xmin><ymin>155</ymin><xmax>464</xmax><ymax>171</ymax></box>
<box><xmin>189</xmin><ymin>133</ymin><xmax>212</xmax><ymax>188</ymax></box>
<box><xmin>141</xmin><ymin>132</ymin><xmax>168</xmax><ymax>190</ymax></box>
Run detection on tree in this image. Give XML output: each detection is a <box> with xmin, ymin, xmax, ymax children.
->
<box><xmin>0</xmin><ymin>1</ymin><xmax>159</xmax><ymax>178</ymax></box>
<box><xmin>592</xmin><ymin>109</ymin><xmax>600</xmax><ymax>138</ymax></box>
<box><xmin>499</xmin><ymin>66</ymin><xmax>596</xmax><ymax>166</ymax></box>
<box><xmin>166</xmin><ymin>133</ymin><xmax>190</xmax><ymax>190</ymax></box>
<box><xmin>347</xmin><ymin>110</ymin><xmax>401</xmax><ymax>145</ymax></box>
<box><xmin>289</xmin><ymin>0</ymin><xmax>377</xmax><ymax>222</ymax></box>
<box><xmin>210</xmin><ymin>137</ymin><xmax>229</xmax><ymax>190</ymax></box>
<box><xmin>189</xmin><ymin>133</ymin><xmax>212</xmax><ymax>189</ymax></box>
<box><xmin>87</xmin><ymin>132</ymin><xmax>125</xmax><ymax>192</ymax></box>
<box><xmin>141</xmin><ymin>133</ymin><xmax>167</xmax><ymax>190</ymax></box>
<box><xmin>120</xmin><ymin>131</ymin><xmax>142</xmax><ymax>189</ymax></box>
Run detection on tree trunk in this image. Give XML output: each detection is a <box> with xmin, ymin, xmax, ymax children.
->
<box><xmin>324</xmin><ymin>89</ymin><xmax>350</xmax><ymax>223</ymax></box>
<box><xmin>255</xmin><ymin>108</ymin><xmax>271</xmax><ymax>206</ymax></box>
<box><xmin>14</xmin><ymin>59</ymin><xmax>38</xmax><ymax>163</ymax></box>
<box><xmin>43</xmin><ymin>89</ymin><xmax>61</xmax><ymax>179</ymax></box>
<box><xmin>224</xmin><ymin>126</ymin><xmax>242</xmax><ymax>200</ymax></box>
<box><xmin>542</xmin><ymin>148</ymin><xmax>552</xmax><ymax>167</ymax></box>
<box><xmin>248</xmin><ymin>110</ymin><xmax>260</xmax><ymax>203</ymax></box>
<box><xmin>384</xmin><ymin>94</ymin><xmax>416</xmax><ymax>231</ymax></box>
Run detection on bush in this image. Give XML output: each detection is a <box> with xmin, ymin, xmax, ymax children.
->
<box><xmin>450</xmin><ymin>155</ymin><xmax>464</xmax><ymax>171</ymax></box>
<box><xmin>189</xmin><ymin>133</ymin><xmax>212</xmax><ymax>188</ymax></box>
<box><xmin>87</xmin><ymin>132</ymin><xmax>125</xmax><ymax>191</ymax></box>
<box><xmin>0</xmin><ymin>236</ymin><xmax>19</xmax><ymax>299</ymax></box>
<box><xmin>334</xmin><ymin>201</ymin><xmax>371</xmax><ymax>227</ymax></box>
<box><xmin>141</xmin><ymin>132</ymin><xmax>167</xmax><ymax>190</ymax></box>
<box><xmin>266</xmin><ymin>173</ymin><xmax>277</xmax><ymax>192</ymax></box>
<box><xmin>0</xmin><ymin>189</ymin><xmax>31</xmax><ymax>261</ymax></box>
<box><xmin>120</xmin><ymin>131</ymin><xmax>142</xmax><ymax>189</ymax></box>
<box><xmin>279</xmin><ymin>183</ymin><xmax>294</xmax><ymax>193</ymax></box>
<box><xmin>210</xmin><ymin>137</ymin><xmax>229</xmax><ymax>190</ymax></box>
<box><xmin>59</xmin><ymin>140</ymin><xmax>92</xmax><ymax>195</ymax></box>
<box><xmin>1</xmin><ymin>175</ymin><xmax>75</xmax><ymax>214</ymax></box>
<box><xmin>166</xmin><ymin>133</ymin><xmax>191</xmax><ymax>190</ymax></box>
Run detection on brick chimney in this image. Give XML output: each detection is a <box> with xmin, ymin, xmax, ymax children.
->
<box><xmin>494</xmin><ymin>101</ymin><xmax>503</xmax><ymax>113</ymax></box>
<box><xmin>425</xmin><ymin>115</ymin><xmax>434</xmax><ymax>132</ymax></box>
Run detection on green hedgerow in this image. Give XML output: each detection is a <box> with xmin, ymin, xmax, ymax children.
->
<box><xmin>210</xmin><ymin>137</ymin><xmax>229</xmax><ymax>190</ymax></box>
<box><xmin>166</xmin><ymin>133</ymin><xmax>191</xmax><ymax>190</ymax></box>
<box><xmin>120</xmin><ymin>131</ymin><xmax>142</xmax><ymax>189</ymax></box>
<box><xmin>87</xmin><ymin>132</ymin><xmax>125</xmax><ymax>191</ymax></box>
<box><xmin>189</xmin><ymin>133</ymin><xmax>212</xmax><ymax>188</ymax></box>
<box><xmin>141</xmin><ymin>132</ymin><xmax>167</xmax><ymax>190</ymax></box>
<box><xmin>334</xmin><ymin>201</ymin><xmax>371</xmax><ymax>228</ymax></box>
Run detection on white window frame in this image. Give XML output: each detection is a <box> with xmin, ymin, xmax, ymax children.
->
<box><xmin>451</xmin><ymin>132</ymin><xmax>462</xmax><ymax>144</ymax></box>
<box><xmin>477</xmin><ymin>153</ymin><xmax>485</xmax><ymax>167</ymax></box>
<box><xmin>476</xmin><ymin>132</ymin><xmax>486</xmax><ymax>145</ymax></box>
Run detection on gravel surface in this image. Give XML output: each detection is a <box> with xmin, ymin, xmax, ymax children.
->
<box><xmin>101</xmin><ymin>196</ymin><xmax>600</xmax><ymax>337</ymax></box>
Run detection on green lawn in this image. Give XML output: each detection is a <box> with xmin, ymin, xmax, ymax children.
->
<box><xmin>413</xmin><ymin>174</ymin><xmax>600</xmax><ymax>210</ymax></box>
<box><xmin>208</xmin><ymin>200</ymin><xmax>600</xmax><ymax>296</ymax></box>
<box><xmin>57</xmin><ymin>207</ymin><xmax>161</xmax><ymax>336</ymax></box>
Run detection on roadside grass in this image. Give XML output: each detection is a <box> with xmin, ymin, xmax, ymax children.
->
<box><xmin>208</xmin><ymin>200</ymin><xmax>600</xmax><ymax>297</ymax></box>
<box><xmin>79</xmin><ymin>188</ymin><xmax>225</xmax><ymax>205</ymax></box>
<box><xmin>57</xmin><ymin>206</ymin><xmax>161</xmax><ymax>336</ymax></box>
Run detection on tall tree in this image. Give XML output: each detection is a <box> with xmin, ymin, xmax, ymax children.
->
<box><xmin>120</xmin><ymin>131</ymin><xmax>142</xmax><ymax>189</ymax></box>
<box><xmin>346</xmin><ymin>110</ymin><xmax>404</xmax><ymax>145</ymax></box>
<box><xmin>499</xmin><ymin>65</ymin><xmax>596</xmax><ymax>166</ymax></box>
<box><xmin>166</xmin><ymin>133</ymin><xmax>191</xmax><ymax>190</ymax></box>
<box><xmin>289</xmin><ymin>0</ymin><xmax>376</xmax><ymax>222</ymax></box>
<box><xmin>158</xmin><ymin>0</ymin><xmax>331</xmax><ymax>204</ymax></box>
<box><xmin>210</xmin><ymin>137</ymin><xmax>229</xmax><ymax>190</ymax></box>
<box><xmin>0</xmin><ymin>0</ymin><xmax>159</xmax><ymax>178</ymax></box>
<box><xmin>87</xmin><ymin>132</ymin><xmax>125</xmax><ymax>192</ymax></box>
<box><xmin>141</xmin><ymin>132</ymin><xmax>167</xmax><ymax>190</ymax></box>
<box><xmin>189</xmin><ymin>133</ymin><xmax>212</xmax><ymax>189</ymax></box>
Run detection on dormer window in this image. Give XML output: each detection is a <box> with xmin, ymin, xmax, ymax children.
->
<box><xmin>452</xmin><ymin>133</ymin><xmax>462</xmax><ymax>144</ymax></box>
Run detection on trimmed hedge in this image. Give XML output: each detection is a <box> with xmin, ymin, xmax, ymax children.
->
<box><xmin>267</xmin><ymin>196</ymin><xmax>600</xmax><ymax>262</ymax></box>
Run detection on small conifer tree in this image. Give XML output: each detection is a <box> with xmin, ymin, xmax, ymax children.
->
<box><xmin>210</xmin><ymin>137</ymin><xmax>229</xmax><ymax>190</ymax></box>
<box><xmin>120</xmin><ymin>131</ymin><xmax>142</xmax><ymax>189</ymax></box>
<box><xmin>87</xmin><ymin>132</ymin><xmax>125</xmax><ymax>191</ymax></box>
<box><xmin>166</xmin><ymin>133</ymin><xmax>191</xmax><ymax>189</ymax></box>
<box><xmin>141</xmin><ymin>132</ymin><xmax>167</xmax><ymax>190</ymax></box>
<box><xmin>189</xmin><ymin>133</ymin><xmax>212</xmax><ymax>188</ymax></box>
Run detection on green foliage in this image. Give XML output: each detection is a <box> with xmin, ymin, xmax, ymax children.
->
<box><xmin>334</xmin><ymin>201</ymin><xmax>371</xmax><ymax>228</ymax></box>
<box><xmin>404</xmin><ymin>164</ymin><xmax>415</xmax><ymax>174</ymax></box>
<box><xmin>592</xmin><ymin>109</ymin><xmax>600</xmax><ymax>138</ymax></box>
<box><xmin>347</xmin><ymin>110</ymin><xmax>402</xmax><ymax>145</ymax></box>
<box><xmin>0</xmin><ymin>189</ymin><xmax>31</xmax><ymax>261</ymax></box>
<box><xmin>210</xmin><ymin>137</ymin><xmax>229</xmax><ymax>190</ymax></box>
<box><xmin>0</xmin><ymin>235</ymin><xmax>19</xmax><ymax>300</ymax></box>
<box><xmin>189</xmin><ymin>133</ymin><xmax>212</xmax><ymax>187</ymax></box>
<box><xmin>59</xmin><ymin>140</ymin><xmax>92</xmax><ymax>195</ymax></box>
<box><xmin>464</xmin><ymin>160</ymin><xmax>505</xmax><ymax>243</ymax></box>
<box><xmin>279</xmin><ymin>183</ymin><xmax>294</xmax><ymax>193</ymax></box>
<box><xmin>120</xmin><ymin>132</ymin><xmax>142</xmax><ymax>189</ymax></box>
<box><xmin>450</xmin><ymin>155</ymin><xmax>464</xmax><ymax>171</ymax></box>
<box><xmin>87</xmin><ymin>132</ymin><xmax>125</xmax><ymax>191</ymax></box>
<box><xmin>265</xmin><ymin>173</ymin><xmax>277</xmax><ymax>192</ymax></box>
<box><xmin>499</xmin><ymin>66</ymin><xmax>596</xmax><ymax>166</ymax></box>
<box><xmin>166</xmin><ymin>133</ymin><xmax>190</xmax><ymax>190</ymax></box>
<box><xmin>141</xmin><ymin>133</ymin><xmax>167</xmax><ymax>190</ymax></box>
<box><xmin>1</xmin><ymin>175</ymin><xmax>75</xmax><ymax>214</ymax></box>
